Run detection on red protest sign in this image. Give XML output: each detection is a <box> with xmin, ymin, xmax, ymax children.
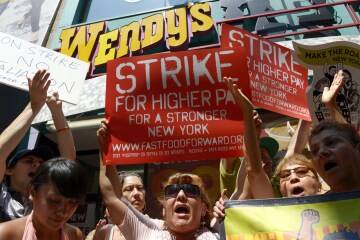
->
<box><xmin>221</xmin><ymin>24</ymin><xmax>311</xmax><ymax>121</ymax></box>
<box><xmin>105</xmin><ymin>46</ymin><xmax>250</xmax><ymax>164</ymax></box>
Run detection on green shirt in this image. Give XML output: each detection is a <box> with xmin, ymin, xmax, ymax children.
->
<box><xmin>219</xmin><ymin>157</ymin><xmax>242</xmax><ymax>194</ymax></box>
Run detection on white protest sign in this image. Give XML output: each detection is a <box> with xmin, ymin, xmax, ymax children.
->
<box><xmin>293</xmin><ymin>41</ymin><xmax>360</xmax><ymax>129</ymax></box>
<box><xmin>0</xmin><ymin>32</ymin><xmax>89</xmax><ymax>104</ymax></box>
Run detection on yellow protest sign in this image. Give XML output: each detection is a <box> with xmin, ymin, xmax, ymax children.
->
<box><xmin>293</xmin><ymin>41</ymin><xmax>360</xmax><ymax>69</ymax></box>
<box><xmin>223</xmin><ymin>191</ymin><xmax>360</xmax><ymax>240</ymax></box>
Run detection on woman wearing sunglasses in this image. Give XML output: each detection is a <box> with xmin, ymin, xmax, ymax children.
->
<box><xmin>160</xmin><ymin>173</ymin><xmax>216</xmax><ymax>238</ymax></box>
<box><xmin>98</xmin><ymin>123</ymin><xmax>218</xmax><ymax>240</ymax></box>
<box><xmin>99</xmin><ymin>166</ymin><xmax>218</xmax><ymax>240</ymax></box>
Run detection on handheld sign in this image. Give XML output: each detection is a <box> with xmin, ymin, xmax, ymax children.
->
<box><xmin>105</xmin><ymin>46</ymin><xmax>250</xmax><ymax>165</ymax></box>
<box><xmin>223</xmin><ymin>191</ymin><xmax>360</xmax><ymax>240</ymax></box>
<box><xmin>293</xmin><ymin>41</ymin><xmax>360</xmax><ymax>128</ymax></box>
<box><xmin>0</xmin><ymin>32</ymin><xmax>89</xmax><ymax>104</ymax></box>
<box><xmin>221</xmin><ymin>24</ymin><xmax>311</xmax><ymax>121</ymax></box>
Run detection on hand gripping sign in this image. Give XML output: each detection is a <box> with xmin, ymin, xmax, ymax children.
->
<box><xmin>221</xmin><ymin>24</ymin><xmax>310</xmax><ymax>121</ymax></box>
<box><xmin>105</xmin><ymin>46</ymin><xmax>250</xmax><ymax>165</ymax></box>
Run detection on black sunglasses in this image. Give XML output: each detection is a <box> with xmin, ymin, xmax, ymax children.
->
<box><xmin>164</xmin><ymin>184</ymin><xmax>201</xmax><ymax>199</ymax></box>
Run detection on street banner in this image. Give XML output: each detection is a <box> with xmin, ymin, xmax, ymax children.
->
<box><xmin>0</xmin><ymin>32</ymin><xmax>89</xmax><ymax>104</ymax></box>
<box><xmin>293</xmin><ymin>41</ymin><xmax>360</xmax><ymax>128</ymax></box>
<box><xmin>105</xmin><ymin>46</ymin><xmax>250</xmax><ymax>164</ymax></box>
<box><xmin>223</xmin><ymin>191</ymin><xmax>360</xmax><ymax>240</ymax></box>
<box><xmin>221</xmin><ymin>24</ymin><xmax>311</xmax><ymax>121</ymax></box>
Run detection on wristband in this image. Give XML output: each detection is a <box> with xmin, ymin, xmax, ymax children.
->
<box><xmin>56</xmin><ymin>126</ymin><xmax>70</xmax><ymax>133</ymax></box>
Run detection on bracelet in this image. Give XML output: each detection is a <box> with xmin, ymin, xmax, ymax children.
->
<box><xmin>56</xmin><ymin>126</ymin><xmax>70</xmax><ymax>133</ymax></box>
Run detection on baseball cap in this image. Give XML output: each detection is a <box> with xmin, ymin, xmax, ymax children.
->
<box><xmin>6</xmin><ymin>146</ymin><xmax>55</xmax><ymax>168</ymax></box>
<box><xmin>259</xmin><ymin>137</ymin><xmax>279</xmax><ymax>160</ymax></box>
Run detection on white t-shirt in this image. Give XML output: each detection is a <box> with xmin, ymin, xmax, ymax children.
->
<box><xmin>118</xmin><ymin>208</ymin><xmax>219</xmax><ymax>240</ymax></box>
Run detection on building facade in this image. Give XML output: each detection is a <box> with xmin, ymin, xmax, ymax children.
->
<box><xmin>4</xmin><ymin>0</ymin><xmax>360</xmax><ymax>234</ymax></box>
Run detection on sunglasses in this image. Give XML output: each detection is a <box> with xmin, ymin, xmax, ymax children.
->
<box><xmin>277</xmin><ymin>166</ymin><xmax>313</xmax><ymax>180</ymax></box>
<box><xmin>164</xmin><ymin>184</ymin><xmax>201</xmax><ymax>199</ymax></box>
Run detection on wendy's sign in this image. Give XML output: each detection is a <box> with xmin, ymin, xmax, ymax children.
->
<box><xmin>59</xmin><ymin>2</ymin><xmax>216</xmax><ymax>78</ymax></box>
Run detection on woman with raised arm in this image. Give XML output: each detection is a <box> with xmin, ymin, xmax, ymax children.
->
<box><xmin>213</xmin><ymin>78</ymin><xmax>322</xmax><ymax>222</ymax></box>
<box><xmin>226</xmin><ymin>77</ymin><xmax>322</xmax><ymax>198</ymax></box>
<box><xmin>87</xmin><ymin>167</ymin><xmax>148</xmax><ymax>239</ymax></box>
<box><xmin>87</xmin><ymin>171</ymin><xmax>147</xmax><ymax>240</ymax></box>
<box><xmin>98</xmin><ymin>120</ymin><xmax>219</xmax><ymax>240</ymax></box>
<box><xmin>0</xmin><ymin>70</ymin><xmax>77</xmax><ymax>222</ymax></box>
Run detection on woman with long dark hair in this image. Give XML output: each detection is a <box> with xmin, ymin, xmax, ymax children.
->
<box><xmin>0</xmin><ymin>158</ymin><xmax>89</xmax><ymax>239</ymax></box>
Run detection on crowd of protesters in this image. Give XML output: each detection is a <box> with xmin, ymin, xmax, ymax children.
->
<box><xmin>0</xmin><ymin>69</ymin><xmax>359</xmax><ymax>239</ymax></box>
